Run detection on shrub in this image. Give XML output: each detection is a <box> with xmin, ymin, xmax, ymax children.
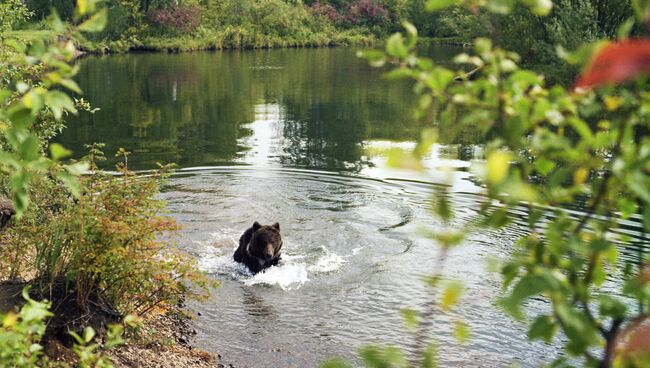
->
<box><xmin>0</xmin><ymin>289</ymin><xmax>51</xmax><ymax>367</ymax></box>
<box><xmin>0</xmin><ymin>288</ymin><xmax>128</xmax><ymax>368</ymax></box>
<box><xmin>0</xmin><ymin>0</ymin><xmax>33</xmax><ymax>32</ymax></box>
<box><xmin>309</xmin><ymin>1</ymin><xmax>345</xmax><ymax>24</ymax></box>
<box><xmin>147</xmin><ymin>5</ymin><xmax>202</xmax><ymax>34</ymax></box>
<box><xmin>15</xmin><ymin>151</ymin><xmax>213</xmax><ymax>315</ymax></box>
<box><xmin>344</xmin><ymin>0</ymin><xmax>390</xmax><ymax>27</ymax></box>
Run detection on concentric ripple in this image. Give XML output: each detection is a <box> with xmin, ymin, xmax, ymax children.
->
<box><xmin>158</xmin><ymin>166</ymin><xmax>594</xmax><ymax>368</ymax></box>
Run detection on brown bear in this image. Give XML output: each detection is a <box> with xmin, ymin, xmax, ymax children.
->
<box><xmin>233</xmin><ymin>221</ymin><xmax>283</xmax><ymax>274</ymax></box>
<box><xmin>0</xmin><ymin>196</ymin><xmax>14</xmax><ymax>230</ymax></box>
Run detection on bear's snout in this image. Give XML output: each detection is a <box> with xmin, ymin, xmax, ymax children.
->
<box><xmin>263</xmin><ymin>243</ymin><xmax>275</xmax><ymax>260</ymax></box>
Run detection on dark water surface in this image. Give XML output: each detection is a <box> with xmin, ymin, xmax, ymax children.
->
<box><xmin>57</xmin><ymin>47</ymin><xmax>645</xmax><ymax>367</ymax></box>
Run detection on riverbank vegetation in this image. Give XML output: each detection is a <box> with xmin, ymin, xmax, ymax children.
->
<box><xmin>1</xmin><ymin>1</ymin><xmax>215</xmax><ymax>366</ymax></box>
<box><xmin>9</xmin><ymin>0</ymin><xmax>636</xmax><ymax>63</ymax></box>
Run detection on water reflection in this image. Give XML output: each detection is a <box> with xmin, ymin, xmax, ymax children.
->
<box><xmin>239</xmin><ymin>103</ymin><xmax>285</xmax><ymax>167</ymax></box>
<box><xmin>57</xmin><ymin>46</ymin><xmax>463</xmax><ymax>171</ymax></box>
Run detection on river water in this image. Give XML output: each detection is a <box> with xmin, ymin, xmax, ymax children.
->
<box><xmin>57</xmin><ymin>47</ymin><xmax>646</xmax><ymax>367</ymax></box>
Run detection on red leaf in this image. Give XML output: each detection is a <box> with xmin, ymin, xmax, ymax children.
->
<box><xmin>574</xmin><ymin>39</ymin><xmax>650</xmax><ymax>90</ymax></box>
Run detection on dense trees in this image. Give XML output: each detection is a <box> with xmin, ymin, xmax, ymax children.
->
<box><xmin>15</xmin><ymin>0</ymin><xmax>634</xmax><ymax>59</ymax></box>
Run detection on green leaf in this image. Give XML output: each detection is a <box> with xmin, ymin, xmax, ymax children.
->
<box><xmin>500</xmin><ymin>274</ymin><xmax>549</xmax><ymax>319</ymax></box>
<box><xmin>12</xmin><ymin>189</ymin><xmax>30</xmax><ymax>219</ymax></box>
<box><xmin>21</xmin><ymin>301</ymin><xmax>52</xmax><ymax>323</ymax></box>
<box><xmin>534</xmin><ymin>158</ymin><xmax>556</xmax><ymax>176</ymax></box>
<box><xmin>386</xmin><ymin>149</ymin><xmax>425</xmax><ymax>171</ymax></box>
<box><xmin>50</xmin><ymin>143</ymin><xmax>72</xmax><ymax>161</ymax></box>
<box><xmin>433</xmin><ymin>193</ymin><xmax>452</xmax><ymax>221</ymax></box>
<box><xmin>402</xmin><ymin>21</ymin><xmax>417</xmax><ymax>48</ymax></box>
<box><xmin>65</xmin><ymin>161</ymin><xmax>90</xmax><ymax>176</ymax></box>
<box><xmin>45</xmin><ymin>91</ymin><xmax>76</xmax><ymax>120</ymax></box>
<box><xmin>8</xmin><ymin>107</ymin><xmax>36</xmax><ymax>129</ymax></box>
<box><xmin>632</xmin><ymin>0</ymin><xmax>650</xmax><ymax>22</ymax></box>
<box><xmin>441</xmin><ymin>281</ymin><xmax>464</xmax><ymax>311</ymax></box>
<box><xmin>425</xmin><ymin>67</ymin><xmax>455</xmax><ymax>93</ymax></box>
<box><xmin>421</xmin><ymin>343</ymin><xmax>438</xmax><ymax>368</ymax></box>
<box><xmin>474</xmin><ymin>38</ymin><xmax>493</xmax><ymax>55</ymax></box>
<box><xmin>597</xmin><ymin>295</ymin><xmax>627</xmax><ymax>319</ymax></box>
<box><xmin>386</xmin><ymin>33</ymin><xmax>408</xmax><ymax>59</ymax></box>
<box><xmin>453</xmin><ymin>320</ymin><xmax>470</xmax><ymax>343</ymax></box>
<box><xmin>359</xmin><ymin>346</ymin><xmax>407</xmax><ymax>368</ymax></box>
<box><xmin>47</xmin><ymin>11</ymin><xmax>66</xmax><ymax>33</ymax></box>
<box><xmin>617</xmin><ymin>17</ymin><xmax>635</xmax><ymax>40</ymax></box>
<box><xmin>425</xmin><ymin>0</ymin><xmax>457</xmax><ymax>12</ymax></box>
<box><xmin>382</xmin><ymin>68</ymin><xmax>413</xmax><ymax>80</ymax></box>
<box><xmin>528</xmin><ymin>315</ymin><xmax>557</xmax><ymax>343</ymax></box>
<box><xmin>83</xmin><ymin>326</ymin><xmax>96</xmax><ymax>343</ymax></box>
<box><xmin>509</xmin><ymin>70</ymin><xmax>541</xmax><ymax>89</ymax></box>
<box><xmin>567</xmin><ymin>117</ymin><xmax>593</xmax><ymax>141</ymax></box>
<box><xmin>486</xmin><ymin>151</ymin><xmax>511</xmax><ymax>184</ymax></box>
<box><xmin>523</xmin><ymin>0</ymin><xmax>553</xmax><ymax>16</ymax></box>
<box><xmin>29</xmin><ymin>343</ymin><xmax>44</xmax><ymax>353</ymax></box>
<box><xmin>555</xmin><ymin>303</ymin><xmax>600</xmax><ymax>355</ymax></box>
<box><xmin>400</xmin><ymin>308</ymin><xmax>418</xmax><ymax>329</ymax></box>
<box><xmin>78</xmin><ymin>9</ymin><xmax>107</xmax><ymax>33</ymax></box>
<box><xmin>18</xmin><ymin>135</ymin><xmax>40</xmax><ymax>162</ymax></box>
<box><xmin>59</xmin><ymin>79</ymin><xmax>82</xmax><ymax>94</ymax></box>
<box><xmin>320</xmin><ymin>359</ymin><xmax>352</xmax><ymax>368</ymax></box>
<box><xmin>57</xmin><ymin>171</ymin><xmax>81</xmax><ymax>197</ymax></box>
<box><xmin>358</xmin><ymin>50</ymin><xmax>386</xmax><ymax>68</ymax></box>
<box><xmin>487</xmin><ymin>0</ymin><xmax>515</xmax><ymax>14</ymax></box>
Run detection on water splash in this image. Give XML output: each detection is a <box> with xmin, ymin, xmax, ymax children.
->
<box><xmin>244</xmin><ymin>264</ymin><xmax>310</xmax><ymax>290</ymax></box>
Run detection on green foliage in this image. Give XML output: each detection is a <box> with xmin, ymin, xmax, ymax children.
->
<box><xmin>1</xmin><ymin>288</ymin><xmax>129</xmax><ymax>368</ymax></box>
<box><xmin>347</xmin><ymin>0</ymin><xmax>650</xmax><ymax>367</ymax></box>
<box><xmin>0</xmin><ymin>0</ymin><xmax>108</xmax><ymax>217</ymax></box>
<box><xmin>1</xmin><ymin>4</ymin><xmax>213</xmax><ymax>365</ymax></box>
<box><xmin>70</xmin><ymin>324</ymin><xmax>124</xmax><ymax>368</ymax></box>
<box><xmin>0</xmin><ymin>289</ymin><xmax>51</xmax><ymax>367</ymax></box>
<box><xmin>12</xmin><ymin>157</ymin><xmax>214</xmax><ymax>314</ymax></box>
<box><xmin>34</xmin><ymin>0</ymin><xmax>376</xmax><ymax>53</ymax></box>
<box><xmin>0</xmin><ymin>0</ymin><xmax>34</xmax><ymax>32</ymax></box>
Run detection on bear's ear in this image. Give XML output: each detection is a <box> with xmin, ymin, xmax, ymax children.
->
<box><xmin>272</xmin><ymin>222</ymin><xmax>280</xmax><ymax>231</ymax></box>
<box><xmin>252</xmin><ymin>221</ymin><xmax>262</xmax><ymax>231</ymax></box>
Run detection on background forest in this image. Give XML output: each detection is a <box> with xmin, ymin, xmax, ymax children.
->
<box><xmin>13</xmin><ymin>0</ymin><xmax>636</xmax><ymax>72</ymax></box>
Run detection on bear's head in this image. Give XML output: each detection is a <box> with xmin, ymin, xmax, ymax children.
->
<box><xmin>249</xmin><ymin>221</ymin><xmax>282</xmax><ymax>263</ymax></box>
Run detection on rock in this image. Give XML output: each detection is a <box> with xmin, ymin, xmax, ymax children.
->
<box><xmin>179</xmin><ymin>335</ymin><xmax>189</xmax><ymax>345</ymax></box>
<box><xmin>0</xmin><ymin>196</ymin><xmax>14</xmax><ymax>229</ymax></box>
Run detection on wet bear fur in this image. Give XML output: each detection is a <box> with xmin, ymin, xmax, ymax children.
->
<box><xmin>233</xmin><ymin>221</ymin><xmax>283</xmax><ymax>274</ymax></box>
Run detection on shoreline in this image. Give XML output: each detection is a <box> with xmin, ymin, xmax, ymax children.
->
<box><xmin>78</xmin><ymin>32</ymin><xmax>377</xmax><ymax>55</ymax></box>
<box><xmin>76</xmin><ymin>33</ymin><xmax>470</xmax><ymax>56</ymax></box>
<box><xmin>0</xmin><ymin>281</ymin><xmax>224</xmax><ymax>368</ymax></box>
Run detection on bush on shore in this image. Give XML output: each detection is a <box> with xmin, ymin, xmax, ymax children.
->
<box><xmin>1</xmin><ymin>1</ymin><xmax>214</xmax><ymax>365</ymax></box>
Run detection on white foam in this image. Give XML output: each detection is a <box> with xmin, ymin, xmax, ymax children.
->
<box><xmin>199</xmin><ymin>251</ymin><xmax>249</xmax><ymax>277</ymax></box>
<box><xmin>244</xmin><ymin>264</ymin><xmax>309</xmax><ymax>290</ymax></box>
<box><xmin>308</xmin><ymin>253</ymin><xmax>346</xmax><ymax>273</ymax></box>
<box><xmin>197</xmin><ymin>233</ymin><xmax>348</xmax><ymax>289</ymax></box>
<box><xmin>280</xmin><ymin>253</ymin><xmax>306</xmax><ymax>261</ymax></box>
